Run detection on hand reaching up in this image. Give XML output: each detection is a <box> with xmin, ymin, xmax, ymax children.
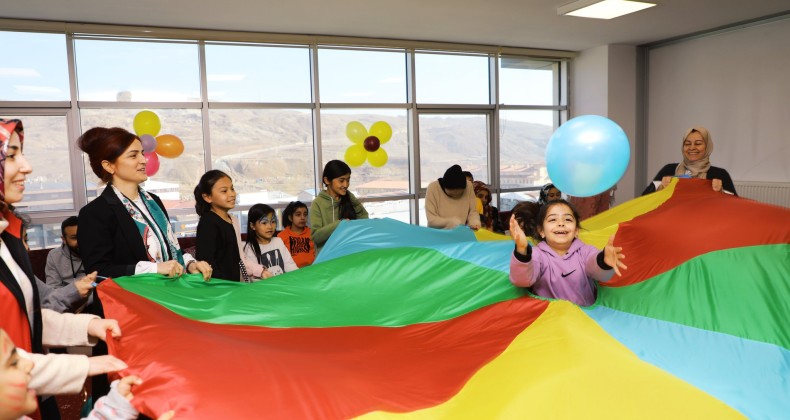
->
<box><xmin>509</xmin><ymin>215</ymin><xmax>529</xmax><ymax>255</ymax></box>
<box><xmin>603</xmin><ymin>234</ymin><xmax>628</xmax><ymax>276</ymax></box>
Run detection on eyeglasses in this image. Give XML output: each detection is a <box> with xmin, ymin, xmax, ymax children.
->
<box><xmin>257</xmin><ymin>217</ymin><xmax>278</xmax><ymax>225</ymax></box>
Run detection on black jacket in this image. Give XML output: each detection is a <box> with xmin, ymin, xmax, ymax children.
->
<box><xmin>78</xmin><ymin>186</ymin><xmax>171</xmax><ymax>278</ymax></box>
<box><xmin>642</xmin><ymin>163</ymin><xmax>737</xmax><ymax>196</ymax></box>
<box><xmin>195</xmin><ymin>211</ymin><xmax>241</xmax><ymax>282</ymax></box>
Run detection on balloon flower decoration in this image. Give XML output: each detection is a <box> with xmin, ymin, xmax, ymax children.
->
<box><xmin>133</xmin><ymin>110</ymin><xmax>185</xmax><ymax>177</ymax></box>
<box><xmin>344</xmin><ymin>121</ymin><xmax>392</xmax><ymax>167</ymax></box>
<box><xmin>545</xmin><ymin>115</ymin><xmax>630</xmax><ymax>197</ymax></box>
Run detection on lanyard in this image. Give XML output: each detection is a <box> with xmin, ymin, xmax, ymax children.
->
<box><xmin>124</xmin><ymin>194</ymin><xmax>173</xmax><ymax>261</ymax></box>
<box><xmin>68</xmin><ymin>248</ymin><xmax>83</xmax><ymax>280</ymax></box>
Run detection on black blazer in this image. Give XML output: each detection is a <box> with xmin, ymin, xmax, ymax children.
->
<box><xmin>642</xmin><ymin>163</ymin><xmax>737</xmax><ymax>196</ymax></box>
<box><xmin>78</xmin><ymin>186</ymin><xmax>171</xmax><ymax>279</ymax></box>
<box><xmin>0</xmin><ymin>227</ymin><xmax>43</xmax><ymax>353</ymax></box>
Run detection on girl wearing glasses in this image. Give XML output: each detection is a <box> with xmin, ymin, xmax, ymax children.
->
<box><xmin>243</xmin><ymin>203</ymin><xmax>298</xmax><ymax>279</ymax></box>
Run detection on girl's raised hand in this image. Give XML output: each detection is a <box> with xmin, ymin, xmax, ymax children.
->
<box><xmin>603</xmin><ymin>234</ymin><xmax>627</xmax><ymax>276</ymax></box>
<box><xmin>509</xmin><ymin>215</ymin><xmax>529</xmax><ymax>255</ymax></box>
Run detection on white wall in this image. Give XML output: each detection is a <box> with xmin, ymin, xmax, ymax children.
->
<box><xmin>571</xmin><ymin>44</ymin><xmax>638</xmax><ymax>204</ymax></box>
<box><xmin>646</xmin><ymin>17</ymin><xmax>790</xmax><ymax>185</ymax></box>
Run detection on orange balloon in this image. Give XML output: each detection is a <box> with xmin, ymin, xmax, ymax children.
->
<box><xmin>155</xmin><ymin>134</ymin><xmax>184</xmax><ymax>158</ymax></box>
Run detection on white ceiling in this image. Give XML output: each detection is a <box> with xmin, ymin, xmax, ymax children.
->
<box><xmin>2</xmin><ymin>0</ymin><xmax>789</xmax><ymax>51</ymax></box>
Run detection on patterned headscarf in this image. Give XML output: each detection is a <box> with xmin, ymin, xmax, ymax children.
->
<box><xmin>0</xmin><ymin>119</ymin><xmax>25</xmax><ymax>204</ymax></box>
<box><xmin>538</xmin><ymin>183</ymin><xmax>559</xmax><ymax>207</ymax></box>
<box><xmin>675</xmin><ymin>126</ymin><xmax>713</xmax><ymax>179</ymax></box>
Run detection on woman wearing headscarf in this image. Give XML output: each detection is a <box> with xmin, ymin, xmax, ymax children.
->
<box><xmin>0</xmin><ymin>119</ymin><xmax>126</xmax><ymax>417</ymax></box>
<box><xmin>472</xmin><ymin>181</ymin><xmax>504</xmax><ymax>233</ymax></box>
<box><xmin>537</xmin><ymin>183</ymin><xmax>561</xmax><ymax>207</ymax></box>
<box><xmin>425</xmin><ymin>164</ymin><xmax>481</xmax><ymax>230</ymax></box>
<box><xmin>642</xmin><ymin>126</ymin><xmax>736</xmax><ymax>195</ymax></box>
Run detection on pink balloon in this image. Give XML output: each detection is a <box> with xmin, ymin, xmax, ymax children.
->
<box><xmin>140</xmin><ymin>134</ymin><xmax>157</xmax><ymax>153</ymax></box>
<box><xmin>145</xmin><ymin>152</ymin><xmax>160</xmax><ymax>177</ymax></box>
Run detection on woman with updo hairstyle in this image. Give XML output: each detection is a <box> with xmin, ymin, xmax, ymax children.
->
<box><xmin>77</xmin><ymin>127</ymin><xmax>213</xmax><ymax>399</ymax></box>
<box><xmin>77</xmin><ymin>127</ymin><xmax>212</xmax><ymax>281</ymax></box>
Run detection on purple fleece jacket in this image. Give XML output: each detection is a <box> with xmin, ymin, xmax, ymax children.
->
<box><xmin>509</xmin><ymin>239</ymin><xmax>614</xmax><ymax>306</ymax></box>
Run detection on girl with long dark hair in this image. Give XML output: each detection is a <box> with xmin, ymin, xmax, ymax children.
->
<box><xmin>310</xmin><ymin>160</ymin><xmax>368</xmax><ymax>254</ymax></box>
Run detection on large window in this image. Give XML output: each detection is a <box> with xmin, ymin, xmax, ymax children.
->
<box><xmin>79</xmin><ymin>109</ymin><xmax>205</xmax><ymax>207</ymax></box>
<box><xmin>205</xmin><ymin>44</ymin><xmax>312</xmax><ymax>103</ymax></box>
<box><xmin>415</xmin><ymin>52</ymin><xmax>490</xmax><ymax>104</ymax></box>
<box><xmin>318</xmin><ymin>48</ymin><xmax>407</xmax><ymax>103</ymax></box>
<box><xmin>74</xmin><ymin>38</ymin><xmax>201</xmax><ymax>102</ymax></box>
<box><xmin>320</xmin><ymin>109</ymin><xmax>409</xmax><ymax>198</ymax></box>
<box><xmin>0</xmin><ymin>114</ymin><xmax>73</xmax><ymax>211</ymax></box>
<box><xmin>0</xmin><ymin>31</ymin><xmax>69</xmax><ymax>101</ymax></box>
<box><xmin>498</xmin><ymin>110</ymin><xmax>554</xmax><ymax>189</ymax></box>
<box><xmin>499</xmin><ymin>57</ymin><xmax>556</xmax><ymax>105</ymax></box>
<box><xmin>418</xmin><ymin>113</ymin><xmax>489</xmax><ymax>187</ymax></box>
<box><xmin>209</xmin><ymin>109</ymin><xmax>315</xmax><ymax>202</ymax></box>
<box><xmin>1</xmin><ymin>26</ymin><xmax>568</xmax><ymax>246</ymax></box>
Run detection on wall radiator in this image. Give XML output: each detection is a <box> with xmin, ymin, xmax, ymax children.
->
<box><xmin>734</xmin><ymin>181</ymin><xmax>790</xmax><ymax>208</ymax></box>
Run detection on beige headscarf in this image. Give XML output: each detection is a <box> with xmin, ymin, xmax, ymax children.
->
<box><xmin>675</xmin><ymin>126</ymin><xmax>713</xmax><ymax>179</ymax></box>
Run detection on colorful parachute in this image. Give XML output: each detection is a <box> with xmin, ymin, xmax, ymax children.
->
<box><xmin>100</xmin><ymin>178</ymin><xmax>790</xmax><ymax>419</ymax></box>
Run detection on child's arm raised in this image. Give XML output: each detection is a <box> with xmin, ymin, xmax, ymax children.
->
<box><xmin>603</xmin><ymin>234</ymin><xmax>627</xmax><ymax>277</ymax></box>
<box><xmin>509</xmin><ymin>215</ymin><xmax>529</xmax><ymax>255</ymax></box>
<box><xmin>509</xmin><ymin>215</ymin><xmax>537</xmax><ymax>288</ymax></box>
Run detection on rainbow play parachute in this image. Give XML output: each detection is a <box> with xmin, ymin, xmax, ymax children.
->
<box><xmin>100</xmin><ymin>178</ymin><xmax>789</xmax><ymax>419</ymax></box>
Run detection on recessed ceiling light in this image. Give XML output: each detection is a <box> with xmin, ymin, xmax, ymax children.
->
<box><xmin>558</xmin><ymin>0</ymin><xmax>657</xmax><ymax>20</ymax></box>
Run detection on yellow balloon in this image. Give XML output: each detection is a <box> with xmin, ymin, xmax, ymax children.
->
<box><xmin>346</xmin><ymin>121</ymin><xmax>368</xmax><ymax>144</ymax></box>
<box><xmin>369</xmin><ymin>121</ymin><xmax>392</xmax><ymax>144</ymax></box>
<box><xmin>344</xmin><ymin>144</ymin><xmax>367</xmax><ymax>167</ymax></box>
<box><xmin>133</xmin><ymin>110</ymin><xmax>161</xmax><ymax>137</ymax></box>
<box><xmin>368</xmin><ymin>148</ymin><xmax>388</xmax><ymax>167</ymax></box>
<box><xmin>155</xmin><ymin>134</ymin><xmax>185</xmax><ymax>158</ymax></box>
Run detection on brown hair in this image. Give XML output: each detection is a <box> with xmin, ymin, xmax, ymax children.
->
<box><xmin>511</xmin><ymin>200</ymin><xmax>540</xmax><ymax>239</ymax></box>
<box><xmin>77</xmin><ymin>127</ymin><xmax>139</xmax><ymax>183</ymax></box>
<box><xmin>535</xmin><ymin>199</ymin><xmax>582</xmax><ymax>242</ymax></box>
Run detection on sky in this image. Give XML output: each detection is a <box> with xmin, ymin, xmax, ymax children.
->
<box><xmin>0</xmin><ymin>30</ymin><xmax>555</xmax><ymax>125</ymax></box>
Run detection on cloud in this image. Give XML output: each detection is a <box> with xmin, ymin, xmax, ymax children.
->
<box><xmin>207</xmin><ymin>74</ymin><xmax>247</xmax><ymax>82</ymax></box>
<box><xmin>0</xmin><ymin>68</ymin><xmax>41</xmax><ymax>77</ymax></box>
<box><xmin>80</xmin><ymin>89</ymin><xmax>200</xmax><ymax>102</ymax></box>
<box><xmin>14</xmin><ymin>85</ymin><xmax>62</xmax><ymax>94</ymax></box>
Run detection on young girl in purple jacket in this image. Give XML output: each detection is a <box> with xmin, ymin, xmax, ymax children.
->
<box><xmin>509</xmin><ymin>199</ymin><xmax>627</xmax><ymax>306</ymax></box>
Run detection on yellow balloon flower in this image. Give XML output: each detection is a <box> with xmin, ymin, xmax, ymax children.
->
<box><xmin>343</xmin><ymin>120</ymin><xmax>392</xmax><ymax>167</ymax></box>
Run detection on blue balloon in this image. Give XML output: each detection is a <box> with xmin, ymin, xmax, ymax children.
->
<box><xmin>545</xmin><ymin>115</ymin><xmax>630</xmax><ymax>197</ymax></box>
